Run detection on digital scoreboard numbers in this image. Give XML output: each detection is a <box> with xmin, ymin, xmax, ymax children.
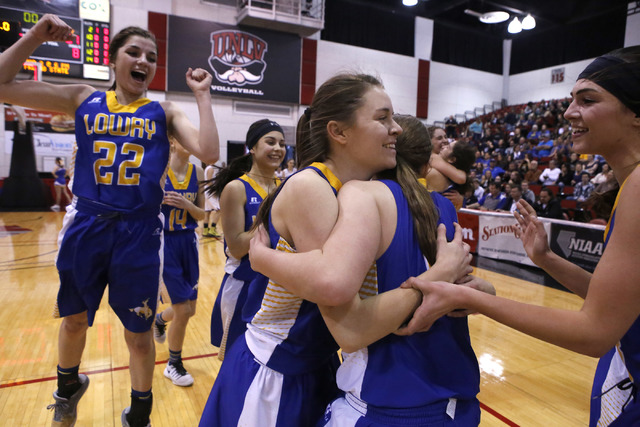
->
<box><xmin>0</xmin><ymin>6</ymin><xmax>110</xmax><ymax>81</ymax></box>
<box><xmin>0</xmin><ymin>18</ymin><xmax>20</xmax><ymax>47</ymax></box>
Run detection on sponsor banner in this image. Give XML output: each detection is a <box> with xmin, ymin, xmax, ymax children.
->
<box><xmin>4</xmin><ymin>108</ymin><xmax>76</xmax><ymax>158</ymax></box>
<box><xmin>167</xmin><ymin>15</ymin><xmax>301</xmax><ymax>103</ymax></box>
<box><xmin>549</xmin><ymin>222</ymin><xmax>604</xmax><ymax>272</ymax></box>
<box><xmin>477</xmin><ymin>214</ymin><xmax>546</xmax><ymax>267</ymax></box>
<box><xmin>457</xmin><ymin>211</ymin><xmax>479</xmax><ymax>253</ymax></box>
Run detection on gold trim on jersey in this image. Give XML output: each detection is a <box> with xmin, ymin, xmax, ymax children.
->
<box><xmin>252</xmin><ymin>237</ymin><xmax>304</xmax><ymax>335</ymax></box>
<box><xmin>309</xmin><ymin>162</ymin><xmax>342</xmax><ymax>193</ymax></box>
<box><xmin>106</xmin><ymin>91</ymin><xmax>152</xmax><ymax>113</ymax></box>
<box><xmin>358</xmin><ymin>263</ymin><xmax>378</xmax><ymax>299</ymax></box>
<box><xmin>168</xmin><ymin>163</ymin><xmax>194</xmax><ymax>190</ymax></box>
<box><xmin>604</xmin><ymin>166</ymin><xmax>637</xmax><ymax>241</ymax></box>
<box><xmin>239</xmin><ymin>174</ymin><xmax>269</xmax><ymax>199</ymax></box>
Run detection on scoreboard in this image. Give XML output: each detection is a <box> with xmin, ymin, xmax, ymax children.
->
<box><xmin>0</xmin><ymin>2</ymin><xmax>111</xmax><ymax>81</ymax></box>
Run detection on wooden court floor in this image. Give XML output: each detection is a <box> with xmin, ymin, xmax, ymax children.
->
<box><xmin>0</xmin><ymin>212</ymin><xmax>597</xmax><ymax>426</ymax></box>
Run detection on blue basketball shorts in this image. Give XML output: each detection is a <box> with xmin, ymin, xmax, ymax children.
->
<box><xmin>162</xmin><ymin>230</ymin><xmax>199</xmax><ymax>305</ymax></box>
<box><xmin>54</xmin><ymin>206</ymin><xmax>164</xmax><ymax>333</ymax></box>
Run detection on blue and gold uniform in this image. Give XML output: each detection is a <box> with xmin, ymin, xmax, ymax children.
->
<box><xmin>200</xmin><ymin>163</ymin><xmax>341</xmax><ymax>427</ymax></box>
<box><xmin>161</xmin><ymin>163</ymin><xmax>200</xmax><ymax>305</ymax></box>
<box><xmin>55</xmin><ymin>91</ymin><xmax>170</xmax><ymax>332</ymax></box>
<box><xmin>210</xmin><ymin>173</ymin><xmax>279</xmax><ymax>359</ymax></box>
<box><xmin>54</xmin><ymin>167</ymin><xmax>67</xmax><ymax>187</ymax></box>
<box><xmin>320</xmin><ymin>180</ymin><xmax>480</xmax><ymax>426</ymax></box>
<box><xmin>590</xmin><ymin>169</ymin><xmax>640</xmax><ymax>427</ymax></box>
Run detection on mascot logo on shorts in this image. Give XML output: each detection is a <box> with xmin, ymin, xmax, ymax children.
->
<box><xmin>129</xmin><ymin>298</ymin><xmax>153</xmax><ymax>320</ymax></box>
<box><xmin>208</xmin><ymin>30</ymin><xmax>268</xmax><ymax>86</ymax></box>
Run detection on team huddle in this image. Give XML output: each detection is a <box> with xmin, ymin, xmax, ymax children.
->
<box><xmin>0</xmin><ymin>12</ymin><xmax>639</xmax><ymax>427</ymax></box>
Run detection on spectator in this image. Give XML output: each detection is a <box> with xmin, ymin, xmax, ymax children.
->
<box><xmin>539</xmin><ymin>159</ymin><xmax>561</xmax><ymax>185</ymax></box>
<box><xmin>472</xmin><ymin>178</ymin><xmax>484</xmax><ymax>200</ymax></box>
<box><xmin>539</xmin><ymin>124</ymin><xmax>552</xmax><ymax>139</ymax></box>
<box><xmin>502</xmin><ymin>184</ymin><xmax>523</xmax><ymax>213</ymax></box>
<box><xmin>534</xmin><ymin>187</ymin><xmax>563</xmax><ymax>219</ymax></box>
<box><xmin>445</xmin><ymin>115</ymin><xmax>458</xmax><ymax>138</ymax></box>
<box><xmin>467</xmin><ymin>181</ymin><xmax>507</xmax><ymax>211</ymax></box>
<box><xmin>557</xmin><ymin>162</ymin><xmax>574</xmax><ymax>187</ymax></box>
<box><xmin>592</xmin><ymin>163</ymin><xmax>613</xmax><ymax>186</ymax></box>
<box><xmin>532</xmin><ymin>134</ymin><xmax>553</xmax><ymax>158</ymax></box>
<box><xmin>571</xmin><ymin>162</ymin><xmax>585</xmax><ymax>185</ymax></box>
<box><xmin>282</xmin><ymin>158</ymin><xmax>297</xmax><ymax>178</ymax></box>
<box><xmin>527</xmin><ymin>124</ymin><xmax>540</xmax><ymax>141</ymax></box>
<box><xmin>484</xmin><ymin>157</ymin><xmax>505</xmax><ymax>180</ymax></box>
<box><xmin>524</xmin><ymin>159</ymin><xmax>542</xmax><ymax>183</ymax></box>
<box><xmin>521</xmin><ymin>181</ymin><xmax>536</xmax><ymax>205</ymax></box>
<box><xmin>468</xmin><ymin>118</ymin><xmax>483</xmax><ymax>141</ymax></box>
<box><xmin>584</xmin><ymin>154</ymin><xmax>601</xmax><ymax>176</ymax></box>
<box><xmin>572</xmin><ymin>172</ymin><xmax>596</xmax><ymax>202</ymax></box>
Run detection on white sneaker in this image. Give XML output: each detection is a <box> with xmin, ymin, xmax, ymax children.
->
<box><xmin>50</xmin><ymin>204</ymin><xmax>60</xmax><ymax>212</ymax></box>
<box><xmin>163</xmin><ymin>361</ymin><xmax>193</xmax><ymax>387</ymax></box>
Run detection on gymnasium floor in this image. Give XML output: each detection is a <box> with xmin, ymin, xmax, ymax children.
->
<box><xmin>0</xmin><ymin>211</ymin><xmax>597</xmax><ymax>426</ymax></box>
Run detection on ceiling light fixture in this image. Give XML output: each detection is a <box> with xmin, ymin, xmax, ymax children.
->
<box><xmin>403</xmin><ymin>0</ymin><xmax>418</xmax><ymax>6</ymax></box>
<box><xmin>521</xmin><ymin>14</ymin><xmax>536</xmax><ymax>30</ymax></box>
<box><xmin>508</xmin><ymin>17</ymin><xmax>522</xmax><ymax>34</ymax></box>
<box><xmin>464</xmin><ymin>9</ymin><xmax>510</xmax><ymax>24</ymax></box>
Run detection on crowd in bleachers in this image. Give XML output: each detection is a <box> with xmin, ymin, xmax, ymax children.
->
<box><xmin>441</xmin><ymin>98</ymin><xmax>619</xmax><ymax>223</ymax></box>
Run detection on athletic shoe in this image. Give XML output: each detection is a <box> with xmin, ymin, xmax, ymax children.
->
<box><xmin>50</xmin><ymin>204</ymin><xmax>60</xmax><ymax>212</ymax></box>
<box><xmin>121</xmin><ymin>406</ymin><xmax>151</xmax><ymax>427</ymax></box>
<box><xmin>163</xmin><ymin>360</ymin><xmax>194</xmax><ymax>387</ymax></box>
<box><xmin>152</xmin><ymin>319</ymin><xmax>166</xmax><ymax>344</ymax></box>
<box><xmin>47</xmin><ymin>374</ymin><xmax>90</xmax><ymax>427</ymax></box>
<box><xmin>209</xmin><ymin>226</ymin><xmax>221</xmax><ymax>239</ymax></box>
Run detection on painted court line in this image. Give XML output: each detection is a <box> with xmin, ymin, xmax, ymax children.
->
<box><xmin>0</xmin><ymin>351</ymin><xmax>520</xmax><ymax>425</ymax></box>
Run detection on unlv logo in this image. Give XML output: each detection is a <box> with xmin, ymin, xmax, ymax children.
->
<box><xmin>208</xmin><ymin>30</ymin><xmax>268</xmax><ymax>86</ymax></box>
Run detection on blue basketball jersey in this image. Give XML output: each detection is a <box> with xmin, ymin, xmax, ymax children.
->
<box><xmin>225</xmin><ymin>174</ymin><xmax>279</xmax><ymax>281</ymax></box>
<box><xmin>591</xmin><ymin>170</ymin><xmax>640</xmax><ymax>426</ymax></box>
<box><xmin>162</xmin><ymin>162</ymin><xmax>199</xmax><ymax>232</ymax></box>
<box><xmin>54</xmin><ymin>167</ymin><xmax>67</xmax><ymax>185</ymax></box>
<box><xmin>72</xmin><ymin>91</ymin><xmax>170</xmax><ymax>213</ymax></box>
<box><xmin>337</xmin><ymin>180</ymin><xmax>480</xmax><ymax>408</ymax></box>
<box><xmin>242</xmin><ymin>162</ymin><xmax>343</xmax><ymax>375</ymax></box>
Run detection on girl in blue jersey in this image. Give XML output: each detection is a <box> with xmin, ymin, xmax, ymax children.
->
<box><xmin>0</xmin><ymin>14</ymin><xmax>219</xmax><ymax>427</ymax></box>
<box><xmin>401</xmin><ymin>46</ymin><xmax>640</xmax><ymax>427</ymax></box>
<box><xmin>51</xmin><ymin>156</ymin><xmax>72</xmax><ymax>212</ymax></box>
<box><xmin>205</xmin><ymin>119</ymin><xmax>285</xmax><ymax>360</ymax></box>
<box><xmin>200</xmin><ymin>75</ymin><xmax>474</xmax><ymax>426</ymax></box>
<box><xmin>154</xmin><ymin>139</ymin><xmax>205</xmax><ymax>388</ymax></box>
<box><xmin>250</xmin><ymin>114</ymin><xmax>490</xmax><ymax>426</ymax></box>
<box><xmin>199</xmin><ymin>74</ymin><xmax>399</xmax><ymax>427</ymax></box>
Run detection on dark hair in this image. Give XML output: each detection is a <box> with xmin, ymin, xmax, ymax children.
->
<box><xmin>204</xmin><ymin>119</ymin><xmax>279</xmax><ymax>197</ymax></box>
<box><xmin>427</xmin><ymin>125</ymin><xmax>445</xmax><ymax>139</ymax></box>
<box><xmin>107</xmin><ymin>26</ymin><xmax>157</xmax><ymax>91</ymax></box>
<box><xmin>449</xmin><ymin>140</ymin><xmax>476</xmax><ymax>194</ymax></box>
<box><xmin>378</xmin><ymin>114</ymin><xmax>439</xmax><ymax>265</ymax></box>
<box><xmin>580</xmin><ymin>46</ymin><xmax>640</xmax><ymax>115</ymax></box>
<box><xmin>255</xmin><ymin>73</ymin><xmax>384</xmax><ymax>230</ymax></box>
<box><xmin>584</xmin><ymin>185</ymin><xmax>620</xmax><ymax>221</ymax></box>
<box><xmin>540</xmin><ymin>186</ymin><xmax>555</xmax><ymax>198</ymax></box>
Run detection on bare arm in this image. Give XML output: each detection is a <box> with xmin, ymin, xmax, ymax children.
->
<box><xmin>403</xmin><ymin>170</ymin><xmax>640</xmax><ymax>357</ymax></box>
<box><xmin>165</xmin><ymin>68</ymin><xmax>219</xmax><ymax>165</ymax></box>
<box><xmin>514</xmin><ymin>199</ymin><xmax>592</xmax><ymax>298</ymax></box>
<box><xmin>219</xmin><ymin>180</ymin><xmax>252</xmax><ymax>260</ymax></box>
<box><xmin>162</xmin><ymin>166</ymin><xmax>206</xmax><ymax>222</ymax></box>
<box><xmin>0</xmin><ymin>14</ymin><xmax>93</xmax><ymax>115</ymax></box>
<box><xmin>430</xmin><ymin>154</ymin><xmax>467</xmax><ymax>185</ymax></box>
<box><xmin>250</xmin><ymin>180</ymin><xmax>382</xmax><ymax>306</ymax></box>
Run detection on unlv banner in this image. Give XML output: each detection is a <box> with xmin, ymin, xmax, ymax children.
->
<box><xmin>167</xmin><ymin>15</ymin><xmax>301</xmax><ymax>103</ymax></box>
